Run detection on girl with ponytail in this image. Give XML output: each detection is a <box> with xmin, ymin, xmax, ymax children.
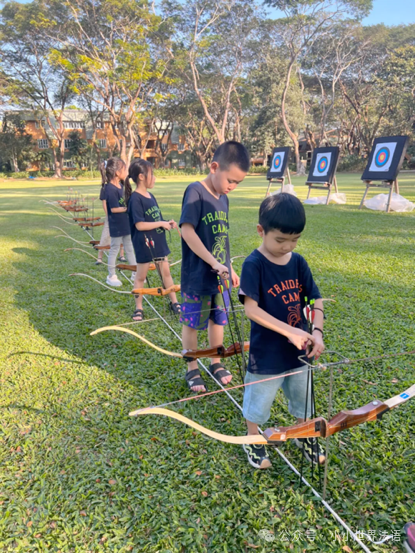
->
<box><xmin>104</xmin><ymin>157</ymin><xmax>137</xmax><ymax>286</ymax></box>
<box><xmin>95</xmin><ymin>159</ymin><xmax>126</xmax><ymax>265</ymax></box>
<box><xmin>127</xmin><ymin>158</ymin><xmax>180</xmax><ymax>321</ymax></box>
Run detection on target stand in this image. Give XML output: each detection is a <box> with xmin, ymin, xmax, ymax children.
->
<box><xmin>266</xmin><ymin>147</ymin><xmax>291</xmax><ymax>196</ymax></box>
<box><xmin>305</xmin><ymin>147</ymin><xmax>340</xmax><ymax>205</ymax></box>
<box><xmin>359</xmin><ymin>136</ymin><xmax>409</xmax><ymax>213</ymax></box>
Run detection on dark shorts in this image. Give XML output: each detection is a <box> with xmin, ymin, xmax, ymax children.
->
<box><xmin>180</xmin><ymin>291</ymin><xmax>229</xmax><ymax>331</ymax></box>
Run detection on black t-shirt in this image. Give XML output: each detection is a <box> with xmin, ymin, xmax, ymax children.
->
<box><xmin>105</xmin><ymin>183</ymin><xmax>130</xmax><ymax>237</ymax></box>
<box><xmin>179</xmin><ymin>181</ymin><xmax>231</xmax><ymax>295</ymax></box>
<box><xmin>239</xmin><ymin>250</ymin><xmax>321</xmax><ymax>374</ymax></box>
<box><xmin>128</xmin><ymin>191</ymin><xmax>170</xmax><ymax>263</ymax></box>
<box><xmin>99</xmin><ymin>184</ymin><xmax>106</xmax><ymax>201</ymax></box>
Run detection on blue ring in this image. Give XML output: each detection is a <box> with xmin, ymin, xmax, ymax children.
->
<box><xmin>317</xmin><ymin>156</ymin><xmax>328</xmax><ymax>173</ymax></box>
<box><xmin>375</xmin><ymin>147</ymin><xmax>390</xmax><ymax>168</ymax></box>
<box><xmin>273</xmin><ymin>155</ymin><xmax>282</xmax><ymax>170</ymax></box>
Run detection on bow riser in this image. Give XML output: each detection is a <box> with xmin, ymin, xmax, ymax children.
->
<box><xmin>182</xmin><ymin>342</ymin><xmax>250</xmax><ymax>362</ymax></box>
<box><xmin>263</xmin><ymin>417</ymin><xmax>327</xmax><ymax>442</ymax></box>
<box><xmin>64</xmin><ymin>207</ymin><xmax>88</xmax><ymax>212</ymax></box>
<box><xmin>77</xmin><ymin>222</ymin><xmax>104</xmax><ymax>228</ymax></box>
<box><xmin>116</xmin><ymin>263</ymin><xmax>156</xmax><ymax>272</ymax></box>
<box><xmin>325</xmin><ymin>400</ymin><xmax>390</xmax><ymax>437</ymax></box>
<box><xmin>132</xmin><ymin>284</ymin><xmax>181</xmax><ymax>297</ymax></box>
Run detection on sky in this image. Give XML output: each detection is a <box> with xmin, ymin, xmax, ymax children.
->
<box><xmin>267</xmin><ymin>0</ymin><xmax>411</xmax><ymax>26</ymax></box>
<box><xmin>361</xmin><ymin>0</ymin><xmax>409</xmax><ymax>26</ymax></box>
<box><xmin>13</xmin><ymin>0</ymin><xmax>413</xmax><ymax>27</ymax></box>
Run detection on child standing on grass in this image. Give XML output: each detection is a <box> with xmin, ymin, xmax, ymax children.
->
<box><xmin>239</xmin><ymin>193</ymin><xmax>325</xmax><ymax>469</ymax></box>
<box><xmin>95</xmin><ymin>161</ymin><xmax>126</xmax><ymax>265</ymax></box>
<box><xmin>179</xmin><ymin>141</ymin><xmax>250</xmax><ymax>393</ymax></box>
<box><xmin>104</xmin><ymin>157</ymin><xmax>136</xmax><ymax>287</ymax></box>
<box><xmin>126</xmin><ymin>158</ymin><xmax>181</xmax><ymax>321</ymax></box>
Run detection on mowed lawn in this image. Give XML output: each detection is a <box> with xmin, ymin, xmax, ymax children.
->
<box><xmin>0</xmin><ymin>173</ymin><xmax>414</xmax><ymax>552</ymax></box>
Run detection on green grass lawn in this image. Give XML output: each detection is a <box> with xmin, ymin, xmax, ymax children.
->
<box><xmin>0</xmin><ymin>173</ymin><xmax>414</xmax><ymax>552</ymax></box>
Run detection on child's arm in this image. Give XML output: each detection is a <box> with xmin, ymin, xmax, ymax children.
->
<box><xmin>244</xmin><ymin>296</ymin><xmax>314</xmax><ymax>351</ymax></box>
<box><xmin>182</xmin><ymin>223</ymin><xmax>229</xmax><ymax>277</ymax></box>
<box><xmin>135</xmin><ymin>221</ymin><xmax>172</xmax><ymax>231</ymax></box>
<box><xmin>111</xmin><ymin>206</ymin><xmax>127</xmax><ymax>213</ymax></box>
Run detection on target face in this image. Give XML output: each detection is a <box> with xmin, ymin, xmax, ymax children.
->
<box><xmin>273</xmin><ymin>155</ymin><xmax>282</xmax><ymax>170</ymax></box>
<box><xmin>313</xmin><ymin>152</ymin><xmax>331</xmax><ymax>178</ymax></box>
<box><xmin>369</xmin><ymin>142</ymin><xmax>397</xmax><ymax>173</ymax></box>
<box><xmin>270</xmin><ymin>151</ymin><xmax>286</xmax><ymax>175</ymax></box>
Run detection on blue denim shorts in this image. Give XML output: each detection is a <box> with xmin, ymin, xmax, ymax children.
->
<box><xmin>242</xmin><ymin>366</ymin><xmax>312</xmax><ymax>425</ymax></box>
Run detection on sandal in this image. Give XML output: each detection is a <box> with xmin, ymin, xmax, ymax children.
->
<box><xmin>132</xmin><ymin>309</ymin><xmax>144</xmax><ymax>321</ymax></box>
<box><xmin>185</xmin><ymin>368</ymin><xmax>206</xmax><ymax>393</ymax></box>
<box><xmin>169</xmin><ymin>302</ymin><xmax>181</xmax><ymax>315</ymax></box>
<box><xmin>119</xmin><ymin>255</ymin><xmax>127</xmax><ymax>262</ymax></box>
<box><xmin>209</xmin><ymin>363</ymin><xmax>232</xmax><ymax>386</ymax></box>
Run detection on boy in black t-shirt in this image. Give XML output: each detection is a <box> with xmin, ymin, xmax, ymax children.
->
<box><xmin>180</xmin><ymin>141</ymin><xmax>250</xmax><ymax>393</ymax></box>
<box><xmin>239</xmin><ymin>193</ymin><xmax>325</xmax><ymax>469</ymax></box>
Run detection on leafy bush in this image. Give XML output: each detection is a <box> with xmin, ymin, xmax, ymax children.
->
<box><xmin>406</xmin><ymin>156</ymin><xmax>415</xmax><ymax>169</ymax></box>
<box><xmin>154</xmin><ymin>167</ymin><xmax>206</xmax><ymax>176</ymax></box>
<box><xmin>249</xmin><ymin>165</ymin><xmax>268</xmax><ymax>173</ymax></box>
<box><xmin>337</xmin><ymin>154</ymin><xmax>366</xmax><ymax>172</ymax></box>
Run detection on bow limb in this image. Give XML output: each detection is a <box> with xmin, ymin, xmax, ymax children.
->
<box><xmin>129</xmin><ymin>407</ymin><xmax>268</xmax><ymax>445</ymax></box>
<box><xmin>70</xmin><ymin>273</ymin><xmax>131</xmax><ymax>294</ymax></box>
<box><xmin>169</xmin><ymin>259</ymin><xmax>182</xmax><ymax>268</ymax></box>
<box><xmin>47</xmin><ymin>207</ymin><xmax>76</xmax><ymax>222</ymax></box>
<box><xmin>90</xmin><ymin>325</ymin><xmax>183</xmax><ymax>358</ymax></box>
<box><xmin>52</xmin><ymin>226</ymin><xmax>90</xmax><ymax>245</ymax></box>
<box><xmin>65</xmin><ymin>247</ymin><xmax>101</xmax><ymax>263</ymax></box>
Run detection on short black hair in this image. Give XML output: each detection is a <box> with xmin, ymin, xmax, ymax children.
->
<box><xmin>259</xmin><ymin>193</ymin><xmax>306</xmax><ymax>234</ymax></box>
<box><xmin>212</xmin><ymin>141</ymin><xmax>250</xmax><ymax>172</ymax></box>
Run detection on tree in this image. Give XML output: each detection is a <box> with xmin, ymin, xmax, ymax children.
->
<box><xmin>45</xmin><ymin>0</ymin><xmax>171</xmax><ymax>163</ymax></box>
<box><xmin>67</xmin><ymin>130</ymin><xmax>88</xmax><ymax>169</ymax></box>
<box><xmin>264</xmin><ymin>0</ymin><xmax>372</xmax><ymax>172</ymax></box>
<box><xmin>0</xmin><ymin>1</ymin><xmax>74</xmax><ymax>177</ymax></box>
<box><xmin>0</xmin><ymin>114</ymin><xmax>35</xmax><ymax>172</ymax></box>
<box><xmin>164</xmin><ymin>0</ymin><xmax>261</xmax><ymax>145</ymax></box>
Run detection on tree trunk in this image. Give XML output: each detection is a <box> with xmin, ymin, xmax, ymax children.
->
<box><xmin>52</xmin><ymin>146</ymin><xmax>63</xmax><ymax>178</ymax></box>
<box><xmin>294</xmin><ymin>142</ymin><xmax>305</xmax><ymax>175</ymax></box>
<box><xmin>12</xmin><ymin>154</ymin><xmax>19</xmax><ymax>173</ymax></box>
<box><xmin>281</xmin><ymin>59</ymin><xmax>304</xmax><ymax>175</ymax></box>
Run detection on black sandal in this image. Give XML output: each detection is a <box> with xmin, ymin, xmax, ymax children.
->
<box><xmin>185</xmin><ymin>368</ymin><xmax>206</xmax><ymax>393</ymax></box>
<box><xmin>132</xmin><ymin>309</ymin><xmax>144</xmax><ymax>321</ymax></box>
<box><xmin>169</xmin><ymin>302</ymin><xmax>181</xmax><ymax>315</ymax></box>
<box><xmin>209</xmin><ymin>363</ymin><xmax>232</xmax><ymax>386</ymax></box>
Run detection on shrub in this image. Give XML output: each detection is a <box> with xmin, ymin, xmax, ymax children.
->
<box><xmin>249</xmin><ymin>165</ymin><xmax>268</xmax><ymax>173</ymax></box>
<box><xmin>337</xmin><ymin>154</ymin><xmax>366</xmax><ymax>172</ymax></box>
<box><xmin>154</xmin><ymin>167</ymin><xmax>206</xmax><ymax>176</ymax></box>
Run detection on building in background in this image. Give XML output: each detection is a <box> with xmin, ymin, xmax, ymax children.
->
<box><xmin>11</xmin><ymin>109</ymin><xmax>191</xmax><ymax>171</ymax></box>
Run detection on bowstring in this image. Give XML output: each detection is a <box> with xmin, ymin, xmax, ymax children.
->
<box><xmin>58</xmin><ymin>208</ymin><xmax>406</xmax><ymax>553</ymax></box>
<box><xmin>216</xmin><ymin>274</ymin><xmax>245</xmax><ymax>383</ymax></box>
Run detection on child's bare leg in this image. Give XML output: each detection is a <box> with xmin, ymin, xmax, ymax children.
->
<box><xmin>182</xmin><ymin>325</ymin><xmax>205</xmax><ymax>393</ymax></box>
<box><xmin>246</xmin><ymin>419</ymin><xmax>260</xmax><ymax>435</ymax></box>
<box><xmin>208</xmin><ymin>320</ymin><xmax>232</xmax><ymax>384</ymax></box>
<box><xmin>133</xmin><ymin>263</ymin><xmax>148</xmax><ymax>315</ymax></box>
<box><xmin>159</xmin><ymin>259</ymin><xmax>179</xmax><ymax>304</ymax></box>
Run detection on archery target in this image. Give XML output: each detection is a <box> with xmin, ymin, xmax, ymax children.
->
<box><xmin>369</xmin><ymin>142</ymin><xmax>397</xmax><ymax>172</ymax></box>
<box><xmin>313</xmin><ymin>152</ymin><xmax>331</xmax><ymax>178</ymax></box>
<box><xmin>271</xmin><ymin>151</ymin><xmax>285</xmax><ymax>172</ymax></box>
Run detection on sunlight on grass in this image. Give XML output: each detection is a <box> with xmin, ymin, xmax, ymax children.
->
<box><xmin>0</xmin><ymin>173</ymin><xmax>414</xmax><ymax>552</ymax></box>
